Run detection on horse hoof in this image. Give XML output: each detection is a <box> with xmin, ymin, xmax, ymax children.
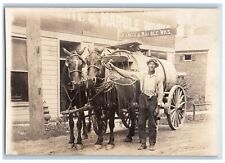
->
<box><xmin>82</xmin><ymin>135</ymin><xmax>88</xmax><ymax>139</ymax></box>
<box><xmin>94</xmin><ymin>144</ymin><xmax>102</xmax><ymax>150</ymax></box>
<box><xmin>76</xmin><ymin>144</ymin><xmax>83</xmax><ymax>150</ymax></box>
<box><xmin>123</xmin><ymin>137</ymin><xmax>132</xmax><ymax>142</ymax></box>
<box><xmin>106</xmin><ymin>144</ymin><xmax>114</xmax><ymax>150</ymax></box>
<box><xmin>67</xmin><ymin>143</ymin><xmax>75</xmax><ymax>149</ymax></box>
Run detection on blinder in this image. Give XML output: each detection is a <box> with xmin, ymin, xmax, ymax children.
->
<box><xmin>65</xmin><ymin>53</ymin><xmax>86</xmax><ymax>89</ymax></box>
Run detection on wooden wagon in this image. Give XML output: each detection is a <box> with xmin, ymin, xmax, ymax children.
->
<box><xmin>102</xmin><ymin>42</ymin><xmax>187</xmax><ymax>130</ymax></box>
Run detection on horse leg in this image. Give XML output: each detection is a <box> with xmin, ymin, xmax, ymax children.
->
<box><xmin>106</xmin><ymin>108</ymin><xmax>115</xmax><ymax>150</ymax></box>
<box><xmin>76</xmin><ymin>113</ymin><xmax>83</xmax><ymax>150</ymax></box>
<box><xmin>95</xmin><ymin>109</ymin><xmax>104</xmax><ymax>150</ymax></box>
<box><xmin>124</xmin><ymin>107</ymin><xmax>136</xmax><ymax>142</ymax></box>
<box><xmin>68</xmin><ymin>114</ymin><xmax>75</xmax><ymax>149</ymax></box>
<box><xmin>86</xmin><ymin>110</ymin><xmax>92</xmax><ymax>133</ymax></box>
<box><xmin>82</xmin><ymin>112</ymin><xmax>88</xmax><ymax>139</ymax></box>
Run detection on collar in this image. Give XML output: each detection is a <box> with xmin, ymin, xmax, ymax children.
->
<box><xmin>147</xmin><ymin>72</ymin><xmax>156</xmax><ymax>78</ymax></box>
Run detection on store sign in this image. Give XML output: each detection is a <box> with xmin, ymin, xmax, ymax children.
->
<box><xmin>49</xmin><ymin>12</ymin><xmax>170</xmax><ymax>31</ymax></box>
<box><xmin>120</xmin><ymin>28</ymin><xmax>176</xmax><ymax>39</ymax></box>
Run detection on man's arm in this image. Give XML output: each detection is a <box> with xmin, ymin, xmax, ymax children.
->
<box><xmin>108</xmin><ymin>62</ymin><xmax>139</xmax><ymax>81</ymax></box>
<box><xmin>157</xmin><ymin>78</ymin><xmax>164</xmax><ymax>106</ymax></box>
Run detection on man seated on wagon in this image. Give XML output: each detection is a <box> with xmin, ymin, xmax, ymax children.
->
<box><xmin>107</xmin><ymin>58</ymin><xmax>164</xmax><ymax>151</ymax></box>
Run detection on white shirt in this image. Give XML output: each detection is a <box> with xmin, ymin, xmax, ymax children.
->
<box><xmin>124</xmin><ymin>72</ymin><xmax>164</xmax><ymax>105</ymax></box>
<box><xmin>141</xmin><ymin>73</ymin><xmax>164</xmax><ymax>105</ymax></box>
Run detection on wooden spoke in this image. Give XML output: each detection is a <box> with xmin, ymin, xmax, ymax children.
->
<box><xmin>119</xmin><ymin>107</ymin><xmax>136</xmax><ymax>128</ymax></box>
<box><xmin>171</xmin><ymin>109</ymin><xmax>176</xmax><ymax>123</ymax></box>
<box><xmin>174</xmin><ymin>112</ymin><xmax>178</xmax><ymax>127</ymax></box>
<box><xmin>171</xmin><ymin>104</ymin><xmax>176</xmax><ymax>108</ymax></box>
<box><xmin>177</xmin><ymin>88</ymin><xmax>182</xmax><ymax>100</ymax></box>
<box><xmin>177</xmin><ymin>110</ymin><xmax>182</xmax><ymax>124</ymax></box>
<box><xmin>178</xmin><ymin>109</ymin><xmax>184</xmax><ymax>119</ymax></box>
<box><xmin>177</xmin><ymin>101</ymin><xmax>185</xmax><ymax>109</ymax></box>
<box><xmin>177</xmin><ymin>95</ymin><xmax>184</xmax><ymax>105</ymax></box>
<box><xmin>172</xmin><ymin>93</ymin><xmax>176</xmax><ymax>105</ymax></box>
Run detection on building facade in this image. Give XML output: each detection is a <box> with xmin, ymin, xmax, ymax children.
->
<box><xmin>7</xmin><ymin>9</ymin><xmax>176</xmax><ymax>123</ymax></box>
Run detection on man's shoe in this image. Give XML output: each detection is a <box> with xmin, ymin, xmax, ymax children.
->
<box><xmin>148</xmin><ymin>144</ymin><xmax>156</xmax><ymax>151</ymax></box>
<box><xmin>138</xmin><ymin>144</ymin><xmax>147</xmax><ymax>150</ymax></box>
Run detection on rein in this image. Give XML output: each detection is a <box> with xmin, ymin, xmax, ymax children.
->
<box><xmin>63</xmin><ymin>85</ymin><xmax>80</xmax><ymax>111</ymax></box>
<box><xmin>87</xmin><ymin>80</ymin><xmax>114</xmax><ymax>102</ymax></box>
<box><xmin>69</xmin><ymin>69</ymin><xmax>82</xmax><ymax>74</ymax></box>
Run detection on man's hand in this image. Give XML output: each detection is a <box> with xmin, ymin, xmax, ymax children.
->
<box><xmin>154</xmin><ymin>105</ymin><xmax>161</xmax><ymax>120</ymax></box>
<box><xmin>157</xmin><ymin>102</ymin><xmax>164</xmax><ymax>108</ymax></box>
<box><xmin>106</xmin><ymin>59</ymin><xmax>114</xmax><ymax>70</ymax></box>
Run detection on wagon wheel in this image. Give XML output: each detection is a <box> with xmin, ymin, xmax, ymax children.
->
<box><xmin>166</xmin><ymin>85</ymin><xmax>186</xmax><ymax>130</ymax></box>
<box><xmin>91</xmin><ymin>114</ymin><xmax>107</xmax><ymax>135</ymax></box>
<box><xmin>119</xmin><ymin>107</ymin><xmax>138</xmax><ymax>129</ymax></box>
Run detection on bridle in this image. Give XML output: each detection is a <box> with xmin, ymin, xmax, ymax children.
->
<box><xmin>86</xmin><ymin>52</ymin><xmax>105</xmax><ymax>83</ymax></box>
<box><xmin>66</xmin><ymin>53</ymin><xmax>85</xmax><ymax>88</ymax></box>
<box><xmin>87</xmin><ymin>64</ymin><xmax>101</xmax><ymax>71</ymax></box>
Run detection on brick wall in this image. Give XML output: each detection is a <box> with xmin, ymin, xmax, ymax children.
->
<box><xmin>175</xmin><ymin>52</ymin><xmax>208</xmax><ymax>100</ymax></box>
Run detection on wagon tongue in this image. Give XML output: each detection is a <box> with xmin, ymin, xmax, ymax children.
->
<box><xmin>60</xmin><ymin>103</ymin><xmax>93</xmax><ymax>114</ymax></box>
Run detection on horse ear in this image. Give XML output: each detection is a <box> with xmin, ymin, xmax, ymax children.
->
<box><xmin>76</xmin><ymin>46</ymin><xmax>86</xmax><ymax>55</ymax></box>
<box><xmin>63</xmin><ymin>48</ymin><xmax>72</xmax><ymax>56</ymax></box>
<box><xmin>80</xmin><ymin>48</ymin><xmax>89</xmax><ymax>61</ymax></box>
<box><xmin>88</xmin><ymin>45</ymin><xmax>95</xmax><ymax>54</ymax></box>
<box><xmin>100</xmin><ymin>48</ymin><xmax>106</xmax><ymax>57</ymax></box>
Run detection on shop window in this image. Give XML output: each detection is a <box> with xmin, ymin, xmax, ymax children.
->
<box><xmin>184</xmin><ymin>54</ymin><xmax>192</xmax><ymax>61</ymax></box>
<box><xmin>11</xmin><ymin>37</ymin><xmax>29</xmax><ymax>102</ymax></box>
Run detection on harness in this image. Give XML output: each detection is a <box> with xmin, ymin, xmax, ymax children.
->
<box><xmin>63</xmin><ymin>53</ymin><xmax>86</xmax><ymax>113</ymax></box>
<box><xmin>63</xmin><ymin>85</ymin><xmax>81</xmax><ymax>112</ymax></box>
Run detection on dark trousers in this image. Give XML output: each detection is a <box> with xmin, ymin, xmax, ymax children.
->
<box><xmin>138</xmin><ymin>93</ymin><xmax>158</xmax><ymax>145</ymax></box>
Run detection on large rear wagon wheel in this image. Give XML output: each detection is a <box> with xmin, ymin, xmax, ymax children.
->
<box><xmin>166</xmin><ymin>85</ymin><xmax>186</xmax><ymax>130</ymax></box>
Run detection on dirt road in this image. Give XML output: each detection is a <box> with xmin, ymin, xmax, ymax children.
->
<box><xmin>9</xmin><ymin>119</ymin><xmax>218</xmax><ymax>156</ymax></box>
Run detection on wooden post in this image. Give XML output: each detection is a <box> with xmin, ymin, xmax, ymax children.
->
<box><xmin>193</xmin><ymin>104</ymin><xmax>196</xmax><ymax>121</ymax></box>
<box><xmin>26</xmin><ymin>13</ymin><xmax>44</xmax><ymax>138</ymax></box>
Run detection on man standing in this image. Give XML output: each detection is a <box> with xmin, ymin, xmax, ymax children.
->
<box><xmin>107</xmin><ymin>58</ymin><xmax>164</xmax><ymax>151</ymax></box>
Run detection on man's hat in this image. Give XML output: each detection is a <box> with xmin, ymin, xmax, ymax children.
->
<box><xmin>146</xmin><ymin>58</ymin><xmax>159</xmax><ymax>67</ymax></box>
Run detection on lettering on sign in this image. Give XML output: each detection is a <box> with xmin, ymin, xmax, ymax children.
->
<box><xmin>120</xmin><ymin>28</ymin><xmax>176</xmax><ymax>39</ymax></box>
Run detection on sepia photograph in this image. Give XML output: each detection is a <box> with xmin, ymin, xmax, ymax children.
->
<box><xmin>4</xmin><ymin>6</ymin><xmax>221</xmax><ymax>157</ymax></box>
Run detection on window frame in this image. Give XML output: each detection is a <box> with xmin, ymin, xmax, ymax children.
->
<box><xmin>183</xmin><ymin>54</ymin><xmax>192</xmax><ymax>62</ymax></box>
<box><xmin>10</xmin><ymin>36</ymin><xmax>29</xmax><ymax>105</ymax></box>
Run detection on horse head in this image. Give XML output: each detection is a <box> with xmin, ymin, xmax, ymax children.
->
<box><xmin>63</xmin><ymin>47</ymin><xmax>86</xmax><ymax>90</ymax></box>
<box><xmin>85</xmin><ymin>46</ymin><xmax>105</xmax><ymax>87</ymax></box>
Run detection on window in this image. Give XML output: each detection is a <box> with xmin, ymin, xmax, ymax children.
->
<box><xmin>184</xmin><ymin>54</ymin><xmax>192</xmax><ymax>61</ymax></box>
<box><xmin>11</xmin><ymin>37</ymin><xmax>29</xmax><ymax>102</ymax></box>
<box><xmin>11</xmin><ymin>72</ymin><xmax>29</xmax><ymax>102</ymax></box>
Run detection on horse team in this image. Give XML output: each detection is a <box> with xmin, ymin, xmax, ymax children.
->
<box><xmin>61</xmin><ymin>46</ymin><xmax>139</xmax><ymax>150</ymax></box>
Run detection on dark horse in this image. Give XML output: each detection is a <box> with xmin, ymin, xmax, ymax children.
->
<box><xmin>85</xmin><ymin>48</ymin><xmax>117</xmax><ymax>149</ymax></box>
<box><xmin>60</xmin><ymin>48</ymin><xmax>89</xmax><ymax>150</ymax></box>
<box><xmin>86</xmin><ymin>48</ymin><xmax>140</xmax><ymax>146</ymax></box>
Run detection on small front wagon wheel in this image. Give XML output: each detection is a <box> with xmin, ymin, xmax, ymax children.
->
<box><xmin>166</xmin><ymin>85</ymin><xmax>187</xmax><ymax>130</ymax></box>
<box><xmin>91</xmin><ymin>114</ymin><xmax>107</xmax><ymax>135</ymax></box>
